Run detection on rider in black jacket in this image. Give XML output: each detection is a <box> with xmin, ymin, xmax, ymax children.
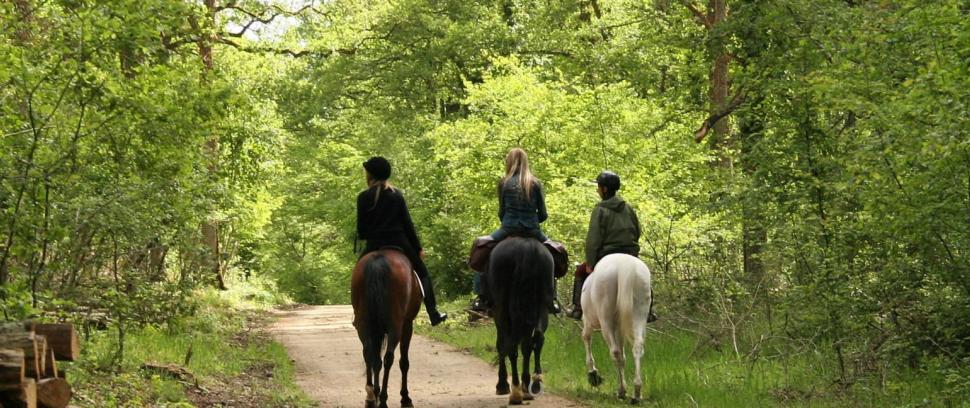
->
<box><xmin>357</xmin><ymin>156</ymin><xmax>447</xmax><ymax>326</ymax></box>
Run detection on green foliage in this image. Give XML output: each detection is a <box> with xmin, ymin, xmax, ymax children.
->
<box><xmin>3</xmin><ymin>0</ymin><xmax>970</xmax><ymax>402</ymax></box>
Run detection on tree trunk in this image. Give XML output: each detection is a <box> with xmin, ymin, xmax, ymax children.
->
<box><xmin>709</xmin><ymin>0</ymin><xmax>732</xmax><ymax>168</ymax></box>
<box><xmin>193</xmin><ymin>0</ymin><xmax>226</xmax><ymax>290</ymax></box>
<box><xmin>739</xmin><ymin>104</ymin><xmax>767</xmax><ymax>296</ymax></box>
<box><xmin>11</xmin><ymin>0</ymin><xmax>33</xmax><ymax>44</ymax></box>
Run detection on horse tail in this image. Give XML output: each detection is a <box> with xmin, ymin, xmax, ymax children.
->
<box><xmin>364</xmin><ymin>252</ymin><xmax>390</xmax><ymax>347</ymax></box>
<box><xmin>616</xmin><ymin>257</ymin><xmax>650</xmax><ymax>343</ymax></box>
<box><xmin>510</xmin><ymin>240</ymin><xmax>548</xmax><ymax>330</ymax></box>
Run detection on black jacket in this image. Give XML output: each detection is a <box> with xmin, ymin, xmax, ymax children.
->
<box><xmin>356</xmin><ymin>185</ymin><xmax>421</xmax><ymax>251</ymax></box>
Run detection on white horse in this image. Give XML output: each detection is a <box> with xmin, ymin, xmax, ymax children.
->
<box><xmin>581</xmin><ymin>253</ymin><xmax>652</xmax><ymax>404</ymax></box>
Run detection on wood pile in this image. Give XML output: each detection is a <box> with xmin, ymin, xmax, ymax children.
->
<box><xmin>0</xmin><ymin>322</ymin><xmax>77</xmax><ymax>408</ymax></box>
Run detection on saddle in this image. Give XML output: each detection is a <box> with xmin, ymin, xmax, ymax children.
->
<box><xmin>467</xmin><ymin>236</ymin><xmax>569</xmax><ymax>278</ymax></box>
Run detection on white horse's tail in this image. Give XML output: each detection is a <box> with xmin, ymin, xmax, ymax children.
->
<box><xmin>616</xmin><ymin>257</ymin><xmax>651</xmax><ymax>343</ymax></box>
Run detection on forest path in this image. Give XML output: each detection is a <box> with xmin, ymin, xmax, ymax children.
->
<box><xmin>270</xmin><ymin>305</ymin><xmax>586</xmax><ymax>408</ymax></box>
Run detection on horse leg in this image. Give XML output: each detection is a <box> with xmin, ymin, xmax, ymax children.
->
<box><xmin>399</xmin><ymin>323</ymin><xmax>414</xmax><ymax>408</ymax></box>
<box><xmin>379</xmin><ymin>335</ymin><xmax>398</xmax><ymax>408</ymax></box>
<box><xmin>496</xmin><ymin>329</ymin><xmax>510</xmax><ymax>395</ymax></box>
<box><xmin>508</xmin><ymin>340</ymin><xmax>523</xmax><ymax>405</ymax></box>
<box><xmin>530</xmin><ymin>328</ymin><xmax>545</xmax><ymax>396</ymax></box>
<box><xmin>583</xmin><ymin>318</ymin><xmax>603</xmax><ymax>387</ymax></box>
<box><xmin>631</xmin><ymin>325</ymin><xmax>645</xmax><ymax>404</ymax></box>
<box><xmin>520</xmin><ymin>336</ymin><xmax>534</xmax><ymax>401</ymax></box>
<box><xmin>601</xmin><ymin>325</ymin><xmax>626</xmax><ymax>400</ymax></box>
<box><xmin>363</xmin><ymin>344</ymin><xmax>377</xmax><ymax>408</ymax></box>
<box><xmin>371</xmin><ymin>341</ymin><xmax>384</xmax><ymax>408</ymax></box>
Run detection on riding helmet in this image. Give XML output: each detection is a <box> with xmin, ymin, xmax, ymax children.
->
<box><xmin>363</xmin><ymin>156</ymin><xmax>392</xmax><ymax>180</ymax></box>
<box><xmin>595</xmin><ymin>170</ymin><xmax>621</xmax><ymax>191</ymax></box>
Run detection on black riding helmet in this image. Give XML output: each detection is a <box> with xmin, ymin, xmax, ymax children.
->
<box><xmin>363</xmin><ymin>156</ymin><xmax>392</xmax><ymax>181</ymax></box>
<box><xmin>595</xmin><ymin>170</ymin><xmax>621</xmax><ymax>192</ymax></box>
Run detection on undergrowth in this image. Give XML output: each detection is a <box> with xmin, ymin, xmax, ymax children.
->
<box><xmin>420</xmin><ymin>296</ymin><xmax>957</xmax><ymax>408</ymax></box>
<box><xmin>68</xmin><ymin>276</ymin><xmax>315</xmax><ymax>408</ymax></box>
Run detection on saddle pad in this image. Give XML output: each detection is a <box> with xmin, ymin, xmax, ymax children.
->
<box><xmin>414</xmin><ymin>270</ymin><xmax>425</xmax><ymax>298</ymax></box>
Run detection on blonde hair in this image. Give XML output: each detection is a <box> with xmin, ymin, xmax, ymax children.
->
<box><xmin>366</xmin><ymin>173</ymin><xmax>395</xmax><ymax>210</ymax></box>
<box><xmin>500</xmin><ymin>148</ymin><xmax>539</xmax><ymax>200</ymax></box>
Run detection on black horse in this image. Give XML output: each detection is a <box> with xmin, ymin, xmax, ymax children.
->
<box><xmin>486</xmin><ymin>237</ymin><xmax>554</xmax><ymax>405</ymax></box>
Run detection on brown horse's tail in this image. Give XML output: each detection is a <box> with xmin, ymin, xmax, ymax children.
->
<box><xmin>364</xmin><ymin>253</ymin><xmax>390</xmax><ymax>348</ymax></box>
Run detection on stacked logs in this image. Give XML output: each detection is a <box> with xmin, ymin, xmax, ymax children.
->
<box><xmin>0</xmin><ymin>322</ymin><xmax>77</xmax><ymax>408</ymax></box>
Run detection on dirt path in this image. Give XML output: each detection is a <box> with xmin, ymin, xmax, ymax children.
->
<box><xmin>270</xmin><ymin>305</ymin><xmax>585</xmax><ymax>408</ymax></box>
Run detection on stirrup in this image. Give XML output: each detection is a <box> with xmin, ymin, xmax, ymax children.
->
<box><xmin>549</xmin><ymin>299</ymin><xmax>562</xmax><ymax>315</ymax></box>
<box><xmin>429</xmin><ymin>311</ymin><xmax>448</xmax><ymax>326</ymax></box>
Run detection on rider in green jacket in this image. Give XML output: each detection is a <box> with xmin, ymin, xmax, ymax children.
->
<box><xmin>569</xmin><ymin>171</ymin><xmax>655</xmax><ymax>322</ymax></box>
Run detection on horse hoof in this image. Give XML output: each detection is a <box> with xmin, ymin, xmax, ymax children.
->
<box><xmin>529</xmin><ymin>379</ymin><xmax>543</xmax><ymax>396</ymax></box>
<box><xmin>630</xmin><ymin>397</ymin><xmax>641</xmax><ymax>405</ymax></box>
<box><xmin>588</xmin><ymin>371</ymin><xmax>603</xmax><ymax>387</ymax></box>
<box><xmin>496</xmin><ymin>383</ymin><xmax>511</xmax><ymax>395</ymax></box>
<box><xmin>523</xmin><ymin>392</ymin><xmax>535</xmax><ymax>401</ymax></box>
<box><xmin>510</xmin><ymin>385</ymin><xmax>524</xmax><ymax>405</ymax></box>
<box><xmin>617</xmin><ymin>391</ymin><xmax>626</xmax><ymax>400</ymax></box>
<box><xmin>364</xmin><ymin>401</ymin><xmax>377</xmax><ymax>408</ymax></box>
<box><xmin>401</xmin><ymin>397</ymin><xmax>414</xmax><ymax>408</ymax></box>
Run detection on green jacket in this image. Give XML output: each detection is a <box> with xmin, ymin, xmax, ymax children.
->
<box><xmin>585</xmin><ymin>195</ymin><xmax>641</xmax><ymax>266</ymax></box>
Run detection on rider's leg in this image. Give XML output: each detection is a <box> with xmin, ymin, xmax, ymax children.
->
<box><xmin>400</xmin><ymin>241</ymin><xmax>448</xmax><ymax>326</ymax></box>
<box><xmin>489</xmin><ymin>227</ymin><xmax>510</xmax><ymax>241</ymax></box>
<box><xmin>569</xmin><ymin>273</ymin><xmax>586</xmax><ymax>320</ymax></box>
<box><xmin>532</xmin><ymin>228</ymin><xmax>560</xmax><ymax>314</ymax></box>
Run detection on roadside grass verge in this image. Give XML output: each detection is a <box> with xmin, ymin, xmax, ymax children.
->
<box><xmin>69</xmin><ymin>277</ymin><xmax>315</xmax><ymax>407</ymax></box>
<box><xmin>420</xmin><ymin>297</ymin><xmax>948</xmax><ymax>408</ymax></box>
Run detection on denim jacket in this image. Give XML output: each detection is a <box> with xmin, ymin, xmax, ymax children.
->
<box><xmin>498</xmin><ymin>175</ymin><xmax>548</xmax><ymax>230</ymax></box>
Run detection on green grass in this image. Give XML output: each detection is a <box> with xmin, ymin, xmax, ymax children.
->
<box><xmin>69</xmin><ymin>276</ymin><xmax>315</xmax><ymax>407</ymax></box>
<box><xmin>420</xmin><ymin>297</ymin><xmax>953</xmax><ymax>408</ymax></box>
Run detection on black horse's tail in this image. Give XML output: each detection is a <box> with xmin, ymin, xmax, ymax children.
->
<box><xmin>364</xmin><ymin>253</ymin><xmax>390</xmax><ymax>351</ymax></box>
<box><xmin>510</xmin><ymin>240</ymin><xmax>552</xmax><ymax>330</ymax></box>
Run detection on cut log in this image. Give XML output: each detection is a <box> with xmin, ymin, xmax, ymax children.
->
<box><xmin>0</xmin><ymin>323</ymin><xmax>25</xmax><ymax>335</ymax></box>
<box><xmin>25</xmin><ymin>325</ymin><xmax>78</xmax><ymax>362</ymax></box>
<box><xmin>0</xmin><ymin>333</ymin><xmax>39</xmax><ymax>381</ymax></box>
<box><xmin>30</xmin><ymin>336</ymin><xmax>46</xmax><ymax>379</ymax></box>
<box><xmin>36</xmin><ymin>378</ymin><xmax>70</xmax><ymax>408</ymax></box>
<box><xmin>43</xmin><ymin>348</ymin><xmax>57</xmax><ymax>379</ymax></box>
<box><xmin>0</xmin><ymin>349</ymin><xmax>25</xmax><ymax>385</ymax></box>
<box><xmin>0</xmin><ymin>378</ymin><xmax>37</xmax><ymax>408</ymax></box>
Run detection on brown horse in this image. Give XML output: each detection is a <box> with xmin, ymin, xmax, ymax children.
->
<box><xmin>351</xmin><ymin>248</ymin><xmax>421</xmax><ymax>408</ymax></box>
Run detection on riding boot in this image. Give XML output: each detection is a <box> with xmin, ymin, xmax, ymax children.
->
<box><xmin>549</xmin><ymin>279</ymin><xmax>561</xmax><ymax>315</ymax></box>
<box><xmin>419</xmin><ymin>275</ymin><xmax>448</xmax><ymax>326</ymax></box>
<box><xmin>568</xmin><ymin>275</ymin><xmax>586</xmax><ymax>320</ymax></box>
